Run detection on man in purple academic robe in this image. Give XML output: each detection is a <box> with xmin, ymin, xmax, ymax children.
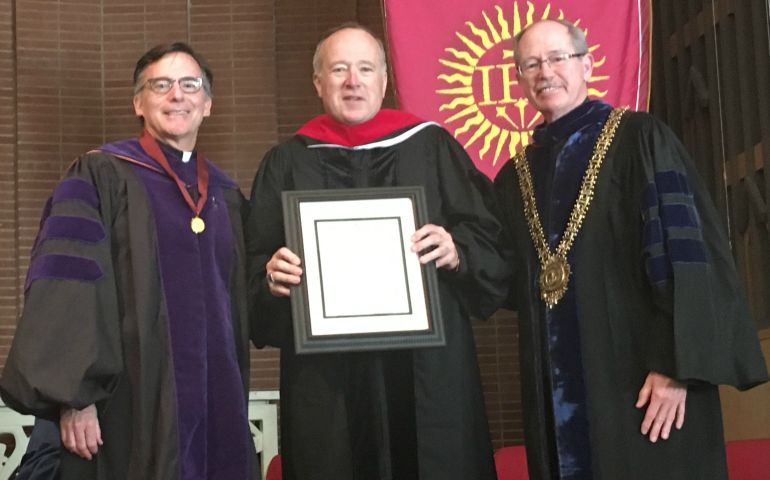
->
<box><xmin>0</xmin><ymin>42</ymin><xmax>258</xmax><ymax>480</ymax></box>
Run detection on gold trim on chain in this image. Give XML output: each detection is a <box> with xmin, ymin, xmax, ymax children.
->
<box><xmin>513</xmin><ymin>107</ymin><xmax>628</xmax><ymax>307</ymax></box>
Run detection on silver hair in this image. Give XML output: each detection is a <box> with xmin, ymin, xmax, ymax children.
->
<box><xmin>513</xmin><ymin>19</ymin><xmax>588</xmax><ymax>64</ymax></box>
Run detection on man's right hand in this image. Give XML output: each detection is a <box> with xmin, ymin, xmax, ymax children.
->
<box><xmin>635</xmin><ymin>371</ymin><xmax>686</xmax><ymax>442</ymax></box>
<box><xmin>60</xmin><ymin>403</ymin><xmax>103</xmax><ymax>460</ymax></box>
<box><xmin>266</xmin><ymin>247</ymin><xmax>303</xmax><ymax>297</ymax></box>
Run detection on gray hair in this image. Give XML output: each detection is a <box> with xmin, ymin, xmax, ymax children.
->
<box><xmin>133</xmin><ymin>42</ymin><xmax>213</xmax><ymax>97</ymax></box>
<box><xmin>513</xmin><ymin>19</ymin><xmax>588</xmax><ymax>64</ymax></box>
<box><xmin>312</xmin><ymin>22</ymin><xmax>387</xmax><ymax>74</ymax></box>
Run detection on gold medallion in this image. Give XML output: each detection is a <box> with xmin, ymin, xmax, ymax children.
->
<box><xmin>513</xmin><ymin>108</ymin><xmax>628</xmax><ymax>308</ymax></box>
<box><xmin>190</xmin><ymin>216</ymin><xmax>205</xmax><ymax>234</ymax></box>
<box><xmin>539</xmin><ymin>254</ymin><xmax>570</xmax><ymax>307</ymax></box>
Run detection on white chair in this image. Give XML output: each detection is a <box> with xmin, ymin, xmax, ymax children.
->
<box><xmin>0</xmin><ymin>406</ymin><xmax>35</xmax><ymax>480</ymax></box>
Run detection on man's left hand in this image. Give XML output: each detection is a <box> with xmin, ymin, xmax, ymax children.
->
<box><xmin>635</xmin><ymin>371</ymin><xmax>687</xmax><ymax>442</ymax></box>
<box><xmin>411</xmin><ymin>224</ymin><xmax>459</xmax><ymax>271</ymax></box>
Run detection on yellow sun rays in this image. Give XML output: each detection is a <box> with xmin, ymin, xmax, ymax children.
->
<box><xmin>436</xmin><ymin>1</ymin><xmax>609</xmax><ymax>167</ymax></box>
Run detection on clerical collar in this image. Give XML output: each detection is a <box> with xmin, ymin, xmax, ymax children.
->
<box><xmin>157</xmin><ymin>141</ymin><xmax>196</xmax><ymax>164</ymax></box>
<box><xmin>533</xmin><ymin>99</ymin><xmax>611</xmax><ymax>146</ymax></box>
<box><xmin>139</xmin><ymin>131</ymin><xmax>209</xmax><ymax>234</ymax></box>
<box><xmin>296</xmin><ymin>109</ymin><xmax>423</xmax><ymax>147</ymax></box>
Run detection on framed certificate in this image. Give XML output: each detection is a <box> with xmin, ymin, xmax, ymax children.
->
<box><xmin>282</xmin><ymin>186</ymin><xmax>445</xmax><ymax>354</ymax></box>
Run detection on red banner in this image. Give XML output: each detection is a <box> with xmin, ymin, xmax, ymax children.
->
<box><xmin>384</xmin><ymin>0</ymin><xmax>652</xmax><ymax>179</ymax></box>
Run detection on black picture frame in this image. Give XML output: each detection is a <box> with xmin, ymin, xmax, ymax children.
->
<box><xmin>282</xmin><ymin>186</ymin><xmax>445</xmax><ymax>354</ymax></box>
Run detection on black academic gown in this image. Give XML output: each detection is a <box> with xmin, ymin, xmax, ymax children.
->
<box><xmin>246</xmin><ymin>110</ymin><xmax>510</xmax><ymax>480</ymax></box>
<box><xmin>494</xmin><ymin>105</ymin><xmax>769</xmax><ymax>479</ymax></box>
<box><xmin>0</xmin><ymin>143</ymin><xmax>258</xmax><ymax>480</ymax></box>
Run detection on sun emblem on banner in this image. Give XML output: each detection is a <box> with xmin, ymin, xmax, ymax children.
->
<box><xmin>437</xmin><ymin>2</ymin><xmax>609</xmax><ymax>168</ymax></box>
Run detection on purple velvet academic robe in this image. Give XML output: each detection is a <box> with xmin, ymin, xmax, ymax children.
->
<box><xmin>0</xmin><ymin>139</ymin><xmax>258</xmax><ymax>480</ymax></box>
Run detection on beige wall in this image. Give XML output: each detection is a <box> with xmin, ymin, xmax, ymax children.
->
<box><xmin>721</xmin><ymin>329</ymin><xmax>770</xmax><ymax>441</ymax></box>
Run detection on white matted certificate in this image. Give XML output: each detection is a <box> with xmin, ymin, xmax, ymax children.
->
<box><xmin>282</xmin><ymin>186</ymin><xmax>445</xmax><ymax>354</ymax></box>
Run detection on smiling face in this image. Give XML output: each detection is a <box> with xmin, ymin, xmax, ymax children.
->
<box><xmin>133</xmin><ymin>52</ymin><xmax>212</xmax><ymax>151</ymax></box>
<box><xmin>313</xmin><ymin>28</ymin><xmax>388</xmax><ymax>125</ymax></box>
<box><xmin>515</xmin><ymin>20</ymin><xmax>592</xmax><ymax>123</ymax></box>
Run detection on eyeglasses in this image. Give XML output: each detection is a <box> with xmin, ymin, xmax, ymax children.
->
<box><xmin>517</xmin><ymin>52</ymin><xmax>587</xmax><ymax>76</ymax></box>
<box><xmin>138</xmin><ymin>76</ymin><xmax>205</xmax><ymax>94</ymax></box>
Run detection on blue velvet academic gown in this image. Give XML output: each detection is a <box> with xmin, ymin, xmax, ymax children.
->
<box><xmin>494</xmin><ymin>100</ymin><xmax>768</xmax><ymax>480</ymax></box>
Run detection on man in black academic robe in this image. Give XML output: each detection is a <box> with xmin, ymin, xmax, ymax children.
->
<box><xmin>493</xmin><ymin>19</ymin><xmax>768</xmax><ymax>480</ymax></box>
<box><xmin>246</xmin><ymin>23</ymin><xmax>510</xmax><ymax>480</ymax></box>
<box><xmin>0</xmin><ymin>43</ymin><xmax>258</xmax><ymax>480</ymax></box>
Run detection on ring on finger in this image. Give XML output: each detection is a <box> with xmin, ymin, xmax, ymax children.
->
<box><xmin>267</xmin><ymin>272</ymin><xmax>276</xmax><ymax>284</ymax></box>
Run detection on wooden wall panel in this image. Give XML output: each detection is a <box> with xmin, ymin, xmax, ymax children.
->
<box><xmin>652</xmin><ymin>0</ymin><xmax>769</xmax><ymax>332</ymax></box>
<box><xmin>0</xmin><ymin>0</ymin><xmax>17</xmax><ymax>363</ymax></box>
<box><xmin>652</xmin><ymin>0</ymin><xmax>770</xmax><ymax>440</ymax></box>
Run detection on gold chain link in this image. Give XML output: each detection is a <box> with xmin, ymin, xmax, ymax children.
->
<box><xmin>513</xmin><ymin>107</ymin><xmax>627</xmax><ymax>306</ymax></box>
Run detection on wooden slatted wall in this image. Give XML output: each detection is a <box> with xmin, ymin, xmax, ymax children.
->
<box><xmin>651</xmin><ymin>0</ymin><xmax>770</xmax><ymax>332</ymax></box>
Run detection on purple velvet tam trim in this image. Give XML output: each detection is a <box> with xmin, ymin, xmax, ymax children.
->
<box><xmin>25</xmin><ymin>253</ymin><xmax>103</xmax><ymax>291</ymax></box>
<box><xmin>52</xmin><ymin>177</ymin><xmax>100</xmax><ymax>210</ymax></box>
<box><xmin>40</xmin><ymin>215</ymin><xmax>106</xmax><ymax>244</ymax></box>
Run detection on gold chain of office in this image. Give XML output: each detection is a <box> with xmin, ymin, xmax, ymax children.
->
<box><xmin>513</xmin><ymin>107</ymin><xmax>628</xmax><ymax>308</ymax></box>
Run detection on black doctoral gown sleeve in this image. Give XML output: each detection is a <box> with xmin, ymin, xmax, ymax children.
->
<box><xmin>492</xmin><ymin>161</ymin><xmax>523</xmax><ymax>312</ymax></box>
<box><xmin>245</xmin><ymin>144</ymin><xmax>294</xmax><ymax>348</ymax></box>
<box><xmin>433</xmin><ymin>129</ymin><xmax>512</xmax><ymax>319</ymax></box>
<box><xmin>0</xmin><ymin>154</ymin><xmax>124</xmax><ymax>418</ymax></box>
<box><xmin>632</xmin><ymin>113</ymin><xmax>768</xmax><ymax>389</ymax></box>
